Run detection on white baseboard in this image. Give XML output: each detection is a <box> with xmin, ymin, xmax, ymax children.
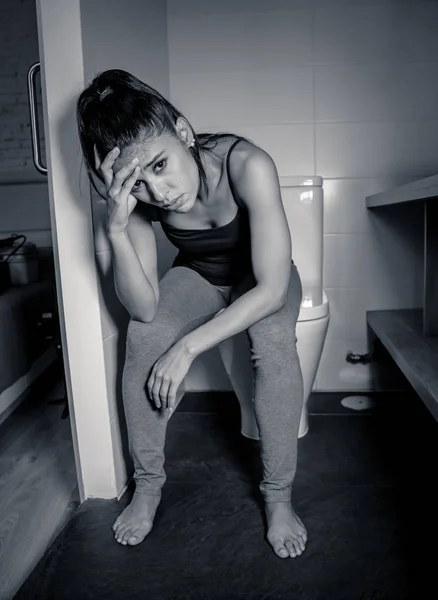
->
<box><xmin>0</xmin><ymin>344</ymin><xmax>58</xmax><ymax>426</ymax></box>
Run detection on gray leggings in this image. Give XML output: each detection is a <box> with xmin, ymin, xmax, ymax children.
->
<box><xmin>122</xmin><ymin>261</ymin><xmax>303</xmax><ymax>503</ymax></box>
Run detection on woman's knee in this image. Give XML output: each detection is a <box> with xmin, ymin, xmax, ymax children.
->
<box><xmin>126</xmin><ymin>316</ymin><xmax>176</xmax><ymax>358</ymax></box>
<box><xmin>248</xmin><ymin>313</ymin><xmax>298</xmax><ymax>354</ymax></box>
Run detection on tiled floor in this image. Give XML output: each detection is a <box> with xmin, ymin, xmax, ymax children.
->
<box><xmin>14</xmin><ymin>389</ymin><xmax>438</xmax><ymax>600</ymax></box>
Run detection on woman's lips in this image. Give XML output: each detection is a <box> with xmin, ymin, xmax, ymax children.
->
<box><xmin>169</xmin><ymin>194</ymin><xmax>185</xmax><ymax>209</ymax></box>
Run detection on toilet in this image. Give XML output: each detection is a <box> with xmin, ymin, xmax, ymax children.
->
<box><xmin>218</xmin><ymin>176</ymin><xmax>330</xmax><ymax>438</ymax></box>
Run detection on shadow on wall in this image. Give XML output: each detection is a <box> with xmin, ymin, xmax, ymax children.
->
<box><xmin>367</xmin><ymin>201</ymin><xmax>424</xmax><ymax>293</ymax></box>
<box><xmin>92</xmin><ymin>204</ymin><xmax>179</xmax><ymax>477</ymax></box>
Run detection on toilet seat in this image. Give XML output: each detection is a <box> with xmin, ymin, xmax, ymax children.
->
<box><xmin>298</xmin><ymin>289</ymin><xmax>329</xmax><ymax>322</ymax></box>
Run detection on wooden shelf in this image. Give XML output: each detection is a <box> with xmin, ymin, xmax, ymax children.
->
<box><xmin>366</xmin><ymin>174</ymin><xmax>438</xmax><ymax>208</ymax></box>
<box><xmin>366</xmin><ymin>176</ymin><xmax>438</xmax><ymax>336</ymax></box>
<box><xmin>367</xmin><ymin>309</ymin><xmax>438</xmax><ymax>422</ymax></box>
<box><xmin>366</xmin><ymin>176</ymin><xmax>438</xmax><ymax>420</ymax></box>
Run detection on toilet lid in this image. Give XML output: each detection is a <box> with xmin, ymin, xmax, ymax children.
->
<box><xmin>298</xmin><ymin>290</ymin><xmax>329</xmax><ymax>322</ymax></box>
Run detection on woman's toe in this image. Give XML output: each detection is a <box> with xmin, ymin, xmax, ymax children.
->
<box><xmin>284</xmin><ymin>540</ymin><xmax>296</xmax><ymax>557</ymax></box>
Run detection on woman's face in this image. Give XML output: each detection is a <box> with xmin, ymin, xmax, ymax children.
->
<box><xmin>112</xmin><ymin>123</ymin><xmax>199</xmax><ymax>213</ymax></box>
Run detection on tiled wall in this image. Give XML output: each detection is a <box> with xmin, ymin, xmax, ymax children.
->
<box><xmin>1</xmin><ymin>0</ymin><xmax>437</xmax><ymax>394</ymax></box>
<box><xmin>167</xmin><ymin>0</ymin><xmax>437</xmax><ymax>391</ymax></box>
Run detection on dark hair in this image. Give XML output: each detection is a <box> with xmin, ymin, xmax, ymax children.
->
<box><xmin>76</xmin><ymin>69</ymin><xmax>251</xmax><ymax>200</ymax></box>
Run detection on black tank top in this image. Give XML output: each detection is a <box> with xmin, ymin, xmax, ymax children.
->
<box><xmin>160</xmin><ymin>137</ymin><xmax>253</xmax><ymax>286</ymax></box>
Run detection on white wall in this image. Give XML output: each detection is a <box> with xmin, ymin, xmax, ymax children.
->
<box><xmin>166</xmin><ymin>0</ymin><xmax>437</xmax><ymax>391</ymax></box>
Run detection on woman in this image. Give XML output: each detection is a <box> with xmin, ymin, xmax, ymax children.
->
<box><xmin>76</xmin><ymin>69</ymin><xmax>306</xmax><ymax>560</ymax></box>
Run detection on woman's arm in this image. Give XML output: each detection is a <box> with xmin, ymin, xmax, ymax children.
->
<box><xmin>181</xmin><ymin>144</ymin><xmax>292</xmax><ymax>357</ymax></box>
<box><xmin>109</xmin><ymin>206</ymin><xmax>159</xmax><ymax>323</ymax></box>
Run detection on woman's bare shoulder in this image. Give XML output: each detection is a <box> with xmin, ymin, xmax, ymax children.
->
<box><xmin>231</xmin><ymin>137</ymin><xmax>268</xmax><ymax>162</ymax></box>
<box><xmin>230</xmin><ymin>138</ymin><xmax>273</xmax><ymax>181</ymax></box>
<box><xmin>227</xmin><ymin>137</ymin><xmax>281</xmax><ymax>211</ymax></box>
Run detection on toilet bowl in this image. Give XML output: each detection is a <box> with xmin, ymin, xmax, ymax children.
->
<box><xmin>218</xmin><ymin>175</ymin><xmax>330</xmax><ymax>439</ymax></box>
<box><xmin>218</xmin><ymin>291</ymin><xmax>329</xmax><ymax>438</ymax></box>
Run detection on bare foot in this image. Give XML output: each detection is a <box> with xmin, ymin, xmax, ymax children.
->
<box><xmin>264</xmin><ymin>501</ymin><xmax>307</xmax><ymax>559</ymax></box>
<box><xmin>112</xmin><ymin>491</ymin><xmax>161</xmax><ymax>546</ymax></box>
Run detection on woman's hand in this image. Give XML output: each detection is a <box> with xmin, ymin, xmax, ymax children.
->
<box><xmin>147</xmin><ymin>341</ymin><xmax>196</xmax><ymax>411</ymax></box>
<box><xmin>93</xmin><ymin>145</ymin><xmax>139</xmax><ymax>235</ymax></box>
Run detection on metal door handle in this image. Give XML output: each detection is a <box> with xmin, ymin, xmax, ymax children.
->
<box><xmin>27</xmin><ymin>62</ymin><xmax>47</xmax><ymax>175</ymax></box>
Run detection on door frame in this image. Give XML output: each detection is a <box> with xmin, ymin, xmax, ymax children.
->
<box><xmin>36</xmin><ymin>0</ymin><xmax>118</xmax><ymax>501</ymax></box>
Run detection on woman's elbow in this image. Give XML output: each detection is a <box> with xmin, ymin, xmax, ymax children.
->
<box><xmin>130</xmin><ymin>309</ymin><xmax>157</xmax><ymax>324</ymax></box>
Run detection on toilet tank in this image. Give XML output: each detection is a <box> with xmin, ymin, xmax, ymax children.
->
<box><xmin>279</xmin><ymin>176</ymin><xmax>324</xmax><ymax>308</ymax></box>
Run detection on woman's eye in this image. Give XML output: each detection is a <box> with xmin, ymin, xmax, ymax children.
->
<box><xmin>132</xmin><ymin>180</ymin><xmax>143</xmax><ymax>190</ymax></box>
<box><xmin>154</xmin><ymin>158</ymin><xmax>167</xmax><ymax>173</ymax></box>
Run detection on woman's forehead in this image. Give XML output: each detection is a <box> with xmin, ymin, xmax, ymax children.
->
<box><xmin>113</xmin><ymin>134</ymin><xmax>172</xmax><ymax>170</ymax></box>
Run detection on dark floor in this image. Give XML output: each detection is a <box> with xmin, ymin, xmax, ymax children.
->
<box><xmin>14</xmin><ymin>389</ymin><xmax>438</xmax><ymax>600</ymax></box>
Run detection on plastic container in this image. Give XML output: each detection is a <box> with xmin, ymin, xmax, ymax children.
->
<box><xmin>0</xmin><ymin>241</ymin><xmax>39</xmax><ymax>286</ymax></box>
